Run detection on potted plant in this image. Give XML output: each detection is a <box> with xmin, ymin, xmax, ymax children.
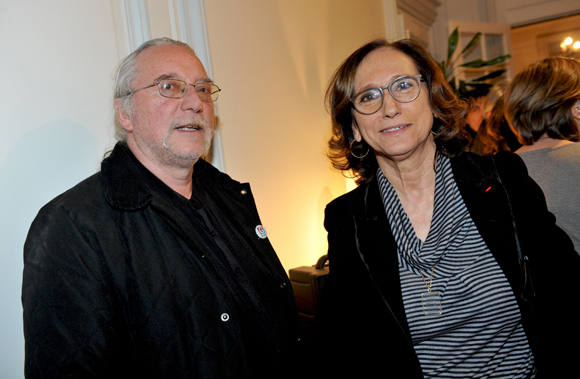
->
<box><xmin>438</xmin><ymin>27</ymin><xmax>511</xmax><ymax>97</ymax></box>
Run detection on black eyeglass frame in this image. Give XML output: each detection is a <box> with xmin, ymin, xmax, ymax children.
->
<box><xmin>123</xmin><ymin>79</ymin><xmax>221</xmax><ymax>102</ymax></box>
<box><xmin>350</xmin><ymin>74</ymin><xmax>423</xmax><ymax>115</ymax></box>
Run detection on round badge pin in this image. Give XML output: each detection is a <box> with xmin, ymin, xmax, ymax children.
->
<box><xmin>255</xmin><ymin>225</ymin><xmax>267</xmax><ymax>239</ymax></box>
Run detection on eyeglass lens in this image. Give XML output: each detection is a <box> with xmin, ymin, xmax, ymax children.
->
<box><xmin>353</xmin><ymin>75</ymin><xmax>421</xmax><ymax>115</ymax></box>
<box><xmin>158</xmin><ymin>79</ymin><xmax>220</xmax><ymax>102</ymax></box>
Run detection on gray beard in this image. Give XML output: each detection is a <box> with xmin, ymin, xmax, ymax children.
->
<box><xmin>159</xmin><ymin>128</ymin><xmax>213</xmax><ymax>169</ymax></box>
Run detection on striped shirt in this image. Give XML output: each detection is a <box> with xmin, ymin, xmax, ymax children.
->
<box><xmin>377</xmin><ymin>155</ymin><xmax>535</xmax><ymax>378</ymax></box>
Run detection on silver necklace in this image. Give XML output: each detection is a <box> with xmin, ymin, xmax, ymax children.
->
<box><xmin>420</xmin><ymin>265</ymin><xmax>442</xmax><ymax>316</ymax></box>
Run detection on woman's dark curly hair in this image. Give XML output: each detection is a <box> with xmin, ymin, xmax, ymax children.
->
<box><xmin>504</xmin><ymin>57</ymin><xmax>580</xmax><ymax>145</ymax></box>
<box><xmin>325</xmin><ymin>38</ymin><xmax>470</xmax><ymax>184</ymax></box>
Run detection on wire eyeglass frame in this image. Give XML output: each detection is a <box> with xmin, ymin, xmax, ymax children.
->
<box><xmin>350</xmin><ymin>74</ymin><xmax>423</xmax><ymax>115</ymax></box>
<box><xmin>124</xmin><ymin>79</ymin><xmax>221</xmax><ymax>102</ymax></box>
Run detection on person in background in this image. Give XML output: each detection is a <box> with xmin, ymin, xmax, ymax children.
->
<box><xmin>483</xmin><ymin>80</ymin><xmax>509</xmax><ymax>121</ymax></box>
<box><xmin>471</xmin><ymin>79</ymin><xmax>521</xmax><ymax>155</ymax></box>
<box><xmin>22</xmin><ymin>37</ymin><xmax>302</xmax><ymax>378</ymax></box>
<box><xmin>322</xmin><ymin>38</ymin><xmax>579</xmax><ymax>378</ymax></box>
<box><xmin>504</xmin><ymin>56</ymin><xmax>580</xmax><ymax>253</ymax></box>
<box><xmin>462</xmin><ymin>87</ymin><xmax>488</xmax><ymax>149</ymax></box>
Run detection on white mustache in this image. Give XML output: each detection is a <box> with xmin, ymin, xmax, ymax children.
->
<box><xmin>170</xmin><ymin>119</ymin><xmax>210</xmax><ymax>131</ymax></box>
<box><xmin>163</xmin><ymin>119</ymin><xmax>212</xmax><ymax>149</ymax></box>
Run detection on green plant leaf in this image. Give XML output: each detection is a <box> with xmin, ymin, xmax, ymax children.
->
<box><xmin>461</xmin><ymin>54</ymin><xmax>511</xmax><ymax>68</ymax></box>
<box><xmin>443</xmin><ymin>27</ymin><xmax>512</xmax><ymax>96</ymax></box>
<box><xmin>460</xmin><ymin>32</ymin><xmax>482</xmax><ymax>55</ymax></box>
<box><xmin>448</xmin><ymin>27</ymin><xmax>459</xmax><ymax>61</ymax></box>
<box><xmin>461</xmin><ymin>59</ymin><xmax>486</xmax><ymax>68</ymax></box>
<box><xmin>471</xmin><ymin>69</ymin><xmax>507</xmax><ymax>82</ymax></box>
<box><xmin>484</xmin><ymin>54</ymin><xmax>511</xmax><ymax>66</ymax></box>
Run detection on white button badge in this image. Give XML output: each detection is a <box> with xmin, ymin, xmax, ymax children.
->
<box><xmin>255</xmin><ymin>225</ymin><xmax>267</xmax><ymax>239</ymax></box>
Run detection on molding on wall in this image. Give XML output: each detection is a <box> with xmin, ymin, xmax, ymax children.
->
<box><xmin>384</xmin><ymin>0</ymin><xmax>441</xmax><ymax>47</ymax></box>
<box><xmin>125</xmin><ymin>0</ymin><xmax>151</xmax><ymax>50</ymax></box>
<box><xmin>397</xmin><ymin>0</ymin><xmax>441</xmax><ymax>28</ymax></box>
<box><xmin>383</xmin><ymin>0</ymin><xmax>407</xmax><ymax>42</ymax></box>
<box><xmin>494</xmin><ymin>0</ymin><xmax>580</xmax><ymax>27</ymax></box>
<box><xmin>111</xmin><ymin>0</ymin><xmax>151</xmax><ymax>57</ymax></box>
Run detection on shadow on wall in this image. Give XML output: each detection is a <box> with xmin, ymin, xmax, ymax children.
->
<box><xmin>0</xmin><ymin>120</ymin><xmax>99</xmax><ymax>379</ymax></box>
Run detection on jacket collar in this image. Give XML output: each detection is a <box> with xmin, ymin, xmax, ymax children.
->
<box><xmin>100</xmin><ymin>142</ymin><xmax>226</xmax><ymax>211</ymax></box>
<box><xmin>451</xmin><ymin>153</ymin><xmax>525</xmax><ymax>295</ymax></box>
<box><xmin>101</xmin><ymin>142</ymin><xmax>152</xmax><ymax>210</ymax></box>
<box><xmin>350</xmin><ymin>176</ymin><xmax>414</xmax><ymax>343</ymax></box>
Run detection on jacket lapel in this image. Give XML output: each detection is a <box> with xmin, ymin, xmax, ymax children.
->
<box><xmin>352</xmin><ymin>180</ymin><xmax>413</xmax><ymax>342</ymax></box>
<box><xmin>451</xmin><ymin>153</ymin><xmax>524</xmax><ymax>295</ymax></box>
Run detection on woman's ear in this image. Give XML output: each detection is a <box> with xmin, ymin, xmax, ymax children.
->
<box><xmin>572</xmin><ymin>100</ymin><xmax>580</xmax><ymax>122</ymax></box>
<box><xmin>351</xmin><ymin>120</ymin><xmax>362</xmax><ymax>142</ymax></box>
<box><xmin>114</xmin><ymin>98</ymin><xmax>133</xmax><ymax>132</ymax></box>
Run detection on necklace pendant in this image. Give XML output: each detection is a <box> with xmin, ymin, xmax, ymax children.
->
<box><xmin>421</xmin><ymin>291</ymin><xmax>442</xmax><ymax>316</ymax></box>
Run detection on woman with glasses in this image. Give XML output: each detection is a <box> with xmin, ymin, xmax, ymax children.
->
<box><xmin>321</xmin><ymin>39</ymin><xmax>579</xmax><ymax>378</ymax></box>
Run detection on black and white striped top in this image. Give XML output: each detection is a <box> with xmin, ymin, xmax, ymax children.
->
<box><xmin>377</xmin><ymin>155</ymin><xmax>536</xmax><ymax>378</ymax></box>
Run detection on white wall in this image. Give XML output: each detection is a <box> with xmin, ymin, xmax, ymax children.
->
<box><xmin>0</xmin><ymin>0</ymin><xmax>390</xmax><ymax>377</ymax></box>
<box><xmin>0</xmin><ymin>1</ymin><xmax>120</xmax><ymax>377</ymax></box>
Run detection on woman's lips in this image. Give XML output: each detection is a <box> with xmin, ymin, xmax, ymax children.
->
<box><xmin>381</xmin><ymin>124</ymin><xmax>410</xmax><ymax>133</ymax></box>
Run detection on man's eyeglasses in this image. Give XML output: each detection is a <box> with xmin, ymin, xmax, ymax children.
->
<box><xmin>124</xmin><ymin>79</ymin><xmax>221</xmax><ymax>102</ymax></box>
<box><xmin>350</xmin><ymin>75</ymin><xmax>423</xmax><ymax>115</ymax></box>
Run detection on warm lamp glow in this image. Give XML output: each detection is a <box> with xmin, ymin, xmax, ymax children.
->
<box><xmin>346</xmin><ymin>176</ymin><xmax>357</xmax><ymax>192</ymax></box>
<box><xmin>560</xmin><ymin>36</ymin><xmax>580</xmax><ymax>57</ymax></box>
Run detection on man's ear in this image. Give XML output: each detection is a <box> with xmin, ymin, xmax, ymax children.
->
<box><xmin>114</xmin><ymin>98</ymin><xmax>133</xmax><ymax>132</ymax></box>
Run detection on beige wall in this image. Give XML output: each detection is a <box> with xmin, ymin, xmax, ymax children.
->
<box><xmin>203</xmin><ymin>0</ymin><xmax>387</xmax><ymax>271</ymax></box>
<box><xmin>511</xmin><ymin>13</ymin><xmax>580</xmax><ymax>74</ymax></box>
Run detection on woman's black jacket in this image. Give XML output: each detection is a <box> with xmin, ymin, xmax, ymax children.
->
<box><xmin>322</xmin><ymin>151</ymin><xmax>579</xmax><ymax>378</ymax></box>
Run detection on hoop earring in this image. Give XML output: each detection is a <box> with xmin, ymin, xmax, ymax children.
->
<box><xmin>350</xmin><ymin>139</ymin><xmax>369</xmax><ymax>159</ymax></box>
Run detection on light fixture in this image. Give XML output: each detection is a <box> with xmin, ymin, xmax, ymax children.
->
<box><xmin>560</xmin><ymin>36</ymin><xmax>580</xmax><ymax>58</ymax></box>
